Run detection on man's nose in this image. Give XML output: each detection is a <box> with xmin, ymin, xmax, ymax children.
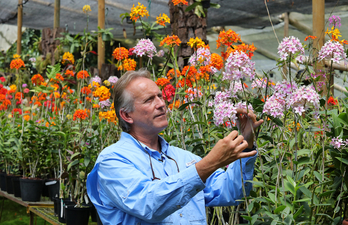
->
<box><xmin>155</xmin><ymin>96</ymin><xmax>165</xmax><ymax>109</ymax></box>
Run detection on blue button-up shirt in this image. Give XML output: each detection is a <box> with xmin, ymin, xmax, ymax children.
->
<box><xmin>87</xmin><ymin>132</ymin><xmax>257</xmax><ymax>225</ymax></box>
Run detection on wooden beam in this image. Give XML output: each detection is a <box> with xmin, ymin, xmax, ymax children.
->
<box><xmin>312</xmin><ymin>0</ymin><xmax>328</xmax><ymax>95</ymax></box>
<box><xmin>17</xmin><ymin>0</ymin><xmax>23</xmax><ymax>54</ymax></box>
<box><xmin>98</xmin><ymin>0</ymin><xmax>105</xmax><ymax>72</ymax></box>
<box><xmin>54</xmin><ymin>0</ymin><xmax>60</xmax><ymax>29</ymax></box>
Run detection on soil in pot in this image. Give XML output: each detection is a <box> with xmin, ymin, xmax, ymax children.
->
<box><xmin>65</xmin><ymin>204</ymin><xmax>91</xmax><ymax>225</ymax></box>
<box><xmin>6</xmin><ymin>174</ymin><xmax>20</xmax><ymax>194</ymax></box>
<box><xmin>19</xmin><ymin>178</ymin><xmax>43</xmax><ymax>202</ymax></box>
<box><xmin>12</xmin><ymin>177</ymin><xmax>22</xmax><ymax>197</ymax></box>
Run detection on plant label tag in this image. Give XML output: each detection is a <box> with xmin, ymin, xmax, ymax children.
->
<box><xmin>186</xmin><ymin>159</ymin><xmax>197</xmax><ymax>167</ymax></box>
<box><xmin>85</xmin><ymin>194</ymin><xmax>89</xmax><ymax>204</ymax></box>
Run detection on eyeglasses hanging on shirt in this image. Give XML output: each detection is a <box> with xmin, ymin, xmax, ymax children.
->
<box><xmin>131</xmin><ymin>135</ymin><xmax>180</xmax><ymax>181</ymax></box>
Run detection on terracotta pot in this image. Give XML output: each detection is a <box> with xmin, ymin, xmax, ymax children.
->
<box><xmin>342</xmin><ymin>219</ymin><xmax>348</xmax><ymax>225</ymax></box>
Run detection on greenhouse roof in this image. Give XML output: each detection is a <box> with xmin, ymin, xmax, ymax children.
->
<box><xmin>1</xmin><ymin>0</ymin><xmax>348</xmax><ymax>39</ymax></box>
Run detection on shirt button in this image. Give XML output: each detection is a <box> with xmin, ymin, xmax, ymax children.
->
<box><xmin>177</xmin><ymin>205</ymin><xmax>181</xmax><ymax>208</ymax></box>
<box><xmin>196</xmin><ymin>189</ymin><xmax>200</xmax><ymax>192</ymax></box>
<box><xmin>180</xmin><ymin>213</ymin><xmax>183</xmax><ymax>217</ymax></box>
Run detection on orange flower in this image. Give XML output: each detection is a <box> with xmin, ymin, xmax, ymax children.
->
<box><xmin>62</xmin><ymin>52</ymin><xmax>75</xmax><ymax>65</ymax></box>
<box><xmin>216</xmin><ymin>29</ymin><xmax>241</xmax><ymax>49</ymax></box>
<box><xmin>38</xmin><ymin>92</ymin><xmax>47</xmax><ymax>101</ymax></box>
<box><xmin>24</xmin><ymin>114</ymin><xmax>30</xmax><ymax>121</ymax></box>
<box><xmin>31</xmin><ymin>74</ymin><xmax>45</xmax><ymax>86</ymax></box>
<box><xmin>86</xmin><ymin>97</ymin><xmax>92</xmax><ymax>102</ymax></box>
<box><xmin>73</xmin><ymin>109</ymin><xmax>89</xmax><ymax>121</ymax></box>
<box><xmin>93</xmin><ymin>86</ymin><xmax>110</xmax><ymax>101</ymax></box>
<box><xmin>122</xmin><ymin>58</ymin><xmax>137</xmax><ymax>71</ymax></box>
<box><xmin>155</xmin><ymin>78</ymin><xmax>170</xmax><ymax>88</ymax></box>
<box><xmin>196</xmin><ymin>65</ymin><xmax>211</xmax><ymax>81</ymax></box>
<box><xmin>172</xmin><ymin>0</ymin><xmax>188</xmax><ymax>6</ymax></box>
<box><xmin>73</xmin><ymin>99</ymin><xmax>83</xmax><ymax>104</ymax></box>
<box><xmin>99</xmin><ymin>110</ymin><xmax>118</xmax><ymax>124</ymax></box>
<box><xmin>112</xmin><ymin>47</ymin><xmax>129</xmax><ymax>61</ymax></box>
<box><xmin>55</xmin><ymin>73</ymin><xmax>64</xmax><ymax>81</ymax></box>
<box><xmin>65</xmin><ymin>69</ymin><xmax>74</xmax><ymax>77</ymax></box>
<box><xmin>10</xmin><ymin>59</ymin><xmax>25</xmax><ymax>70</ymax></box>
<box><xmin>93</xmin><ymin>104</ymin><xmax>100</xmax><ymax>109</ymax></box>
<box><xmin>209</xmin><ymin>53</ymin><xmax>223</xmax><ymax>70</ymax></box>
<box><xmin>304</xmin><ymin>35</ymin><xmax>317</xmax><ymax>41</ymax></box>
<box><xmin>15</xmin><ymin>92</ymin><xmax>24</xmax><ymax>100</ymax></box>
<box><xmin>169</xmin><ymin>100</ymin><xmax>184</xmax><ymax>110</ymax></box>
<box><xmin>130</xmin><ymin>3</ymin><xmax>149</xmax><ymax>22</ymax></box>
<box><xmin>8</xmin><ymin>85</ymin><xmax>17</xmax><ymax>94</ymax></box>
<box><xmin>76</xmin><ymin>70</ymin><xmax>90</xmax><ymax>80</ymax></box>
<box><xmin>182</xmin><ymin>66</ymin><xmax>197</xmax><ymax>82</ymax></box>
<box><xmin>176</xmin><ymin>78</ymin><xmax>192</xmax><ymax>88</ymax></box>
<box><xmin>156</xmin><ymin>13</ymin><xmax>170</xmax><ymax>26</ymax></box>
<box><xmin>224</xmin><ymin>43</ymin><xmax>256</xmax><ymax>59</ymax></box>
<box><xmin>81</xmin><ymin>86</ymin><xmax>92</xmax><ymax>95</ymax></box>
<box><xmin>160</xmin><ymin>35</ymin><xmax>181</xmax><ymax>48</ymax></box>
<box><xmin>167</xmin><ymin>69</ymin><xmax>181</xmax><ymax>80</ymax></box>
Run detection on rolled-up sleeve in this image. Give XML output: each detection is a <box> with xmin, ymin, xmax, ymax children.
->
<box><xmin>203</xmin><ymin>151</ymin><xmax>258</xmax><ymax>206</ymax></box>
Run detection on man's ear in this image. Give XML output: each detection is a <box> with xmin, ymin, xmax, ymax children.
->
<box><xmin>119</xmin><ymin>109</ymin><xmax>133</xmax><ymax>124</ymax></box>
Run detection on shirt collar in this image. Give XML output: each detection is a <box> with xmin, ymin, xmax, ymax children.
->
<box><xmin>121</xmin><ymin>132</ymin><xmax>169</xmax><ymax>156</ymax></box>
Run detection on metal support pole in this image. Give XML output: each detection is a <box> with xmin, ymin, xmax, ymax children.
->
<box><xmin>17</xmin><ymin>0</ymin><xmax>23</xmax><ymax>55</ymax></box>
<box><xmin>54</xmin><ymin>0</ymin><xmax>60</xmax><ymax>29</ymax></box>
<box><xmin>312</xmin><ymin>0</ymin><xmax>327</xmax><ymax>95</ymax></box>
<box><xmin>98</xmin><ymin>0</ymin><xmax>105</xmax><ymax>72</ymax></box>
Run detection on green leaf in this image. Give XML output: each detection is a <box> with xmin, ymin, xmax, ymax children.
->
<box><xmin>284</xmin><ymin>180</ymin><xmax>295</xmax><ymax>195</ymax></box>
<box><xmin>210</xmin><ymin>3</ymin><xmax>220</xmax><ymax>8</ymax></box>
<box><xmin>313</xmin><ymin>171</ymin><xmax>322</xmax><ymax>182</ymax></box>
<box><xmin>294</xmin><ymin>198</ymin><xmax>311</xmax><ymax>202</ymax></box>
<box><xmin>319</xmin><ymin>190</ymin><xmax>335</xmax><ymax>197</ymax></box>
<box><xmin>241</xmin><ymin>215</ymin><xmax>252</xmax><ymax>221</ymax></box>
<box><xmin>293</xmin><ymin>205</ymin><xmax>304</xmax><ymax>219</ymax></box>
<box><xmin>274</xmin><ymin>205</ymin><xmax>286</xmax><ymax>214</ymax></box>
<box><xmin>178</xmin><ymin>101</ymin><xmax>203</xmax><ymax>111</ymax></box>
<box><xmin>185</xmin><ymin>2</ymin><xmax>200</xmax><ymax>12</ymax></box>
<box><xmin>71</xmin><ymin>152</ymin><xmax>81</xmax><ymax>160</ymax></box>
<box><xmin>67</xmin><ymin>159</ymin><xmax>79</xmax><ymax>171</ymax></box>
<box><xmin>268</xmin><ymin>192</ymin><xmax>275</xmax><ymax>203</ymax></box>
<box><xmin>336</xmin><ymin>157</ymin><xmax>348</xmax><ymax>165</ymax></box>
<box><xmin>84</xmin><ymin>156</ymin><xmax>90</xmax><ymax>167</ymax></box>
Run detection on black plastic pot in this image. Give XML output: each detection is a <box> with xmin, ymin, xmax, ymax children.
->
<box><xmin>6</xmin><ymin>174</ymin><xmax>20</xmax><ymax>194</ymax></box>
<box><xmin>65</xmin><ymin>204</ymin><xmax>91</xmax><ymax>225</ymax></box>
<box><xmin>0</xmin><ymin>172</ymin><xmax>7</xmax><ymax>191</ymax></box>
<box><xmin>12</xmin><ymin>177</ymin><xmax>21</xmax><ymax>197</ymax></box>
<box><xmin>90</xmin><ymin>204</ymin><xmax>98</xmax><ymax>222</ymax></box>
<box><xmin>19</xmin><ymin>178</ymin><xmax>43</xmax><ymax>202</ymax></box>
<box><xmin>45</xmin><ymin>180</ymin><xmax>59</xmax><ymax>201</ymax></box>
<box><xmin>58</xmin><ymin>199</ymin><xmax>75</xmax><ymax>223</ymax></box>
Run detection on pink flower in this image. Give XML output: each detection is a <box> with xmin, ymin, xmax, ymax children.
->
<box><xmin>24</xmin><ymin>88</ymin><xmax>30</xmax><ymax>93</ymax></box>
<box><xmin>223</xmin><ymin>51</ymin><xmax>255</xmax><ymax>81</ymax></box>
<box><xmin>213</xmin><ymin>101</ymin><xmax>237</xmax><ymax>126</ymax></box>
<box><xmin>277</xmin><ymin>36</ymin><xmax>305</xmax><ymax>62</ymax></box>
<box><xmin>133</xmin><ymin>39</ymin><xmax>157</xmax><ymax>59</ymax></box>
<box><xmin>189</xmin><ymin>47</ymin><xmax>211</xmax><ymax>67</ymax></box>
<box><xmin>318</xmin><ymin>40</ymin><xmax>347</xmax><ymax>64</ymax></box>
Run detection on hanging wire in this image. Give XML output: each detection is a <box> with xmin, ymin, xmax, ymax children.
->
<box><xmin>148</xmin><ymin>0</ymin><xmax>151</xmax><ymax>22</ymax></box>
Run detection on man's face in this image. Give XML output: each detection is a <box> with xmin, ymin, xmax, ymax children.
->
<box><xmin>126</xmin><ymin>77</ymin><xmax>168</xmax><ymax>134</ymax></box>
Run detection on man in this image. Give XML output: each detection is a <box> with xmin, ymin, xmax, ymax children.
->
<box><xmin>87</xmin><ymin>69</ymin><xmax>263</xmax><ymax>225</ymax></box>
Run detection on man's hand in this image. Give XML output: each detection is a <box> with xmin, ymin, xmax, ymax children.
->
<box><xmin>236</xmin><ymin>108</ymin><xmax>264</xmax><ymax>149</ymax></box>
<box><xmin>195</xmin><ymin>131</ymin><xmax>257</xmax><ymax>182</ymax></box>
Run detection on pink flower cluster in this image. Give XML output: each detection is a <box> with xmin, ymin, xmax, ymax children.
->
<box><xmin>288</xmin><ymin>85</ymin><xmax>320</xmax><ymax>117</ymax></box>
<box><xmin>235</xmin><ymin>101</ymin><xmax>253</xmax><ymax>112</ymax></box>
<box><xmin>229</xmin><ymin>81</ymin><xmax>245</xmax><ymax>98</ymax></box>
<box><xmin>133</xmin><ymin>39</ymin><xmax>157</xmax><ymax>59</ymax></box>
<box><xmin>263</xmin><ymin>81</ymin><xmax>320</xmax><ymax>118</ymax></box>
<box><xmin>330</xmin><ymin>137</ymin><xmax>348</xmax><ymax>150</ymax></box>
<box><xmin>91</xmin><ymin>76</ymin><xmax>102</xmax><ymax>84</ymax></box>
<box><xmin>277</xmin><ymin>36</ymin><xmax>305</xmax><ymax>62</ymax></box>
<box><xmin>318</xmin><ymin>40</ymin><xmax>347</xmax><ymax>64</ymax></box>
<box><xmin>188</xmin><ymin>47</ymin><xmax>211</xmax><ymax>66</ymax></box>
<box><xmin>223</xmin><ymin>51</ymin><xmax>255</xmax><ymax>81</ymax></box>
<box><xmin>99</xmin><ymin>99</ymin><xmax>111</xmax><ymax>108</ymax></box>
<box><xmin>329</xmin><ymin>15</ymin><xmax>341</xmax><ymax>28</ymax></box>
<box><xmin>108</xmin><ymin>76</ymin><xmax>119</xmax><ymax>84</ymax></box>
<box><xmin>213</xmin><ymin>101</ymin><xmax>237</xmax><ymax>126</ymax></box>
<box><xmin>214</xmin><ymin>91</ymin><xmax>231</xmax><ymax>105</ymax></box>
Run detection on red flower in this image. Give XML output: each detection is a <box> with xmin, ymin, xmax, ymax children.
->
<box><xmin>328</xmin><ymin>96</ymin><xmax>338</xmax><ymax>105</ymax></box>
<box><xmin>129</xmin><ymin>48</ymin><xmax>135</xmax><ymax>56</ymax></box>
<box><xmin>12</xmin><ymin>108</ymin><xmax>22</xmax><ymax>116</ymax></box>
<box><xmin>162</xmin><ymin>84</ymin><xmax>175</xmax><ymax>102</ymax></box>
<box><xmin>0</xmin><ymin>77</ymin><xmax>5</xmax><ymax>82</ymax></box>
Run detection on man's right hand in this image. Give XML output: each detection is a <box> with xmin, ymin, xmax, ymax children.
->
<box><xmin>195</xmin><ymin>130</ymin><xmax>257</xmax><ymax>182</ymax></box>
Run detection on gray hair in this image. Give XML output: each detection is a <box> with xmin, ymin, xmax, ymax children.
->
<box><xmin>113</xmin><ymin>69</ymin><xmax>151</xmax><ymax>132</ymax></box>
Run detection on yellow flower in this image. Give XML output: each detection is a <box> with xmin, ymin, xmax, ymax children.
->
<box><xmin>187</xmin><ymin>37</ymin><xmax>205</xmax><ymax>49</ymax></box>
<box><xmin>62</xmin><ymin>52</ymin><xmax>75</xmax><ymax>65</ymax></box>
<box><xmin>325</xmin><ymin>26</ymin><xmax>342</xmax><ymax>41</ymax></box>
<box><xmin>66</xmin><ymin>114</ymin><xmax>72</xmax><ymax>120</ymax></box>
<box><xmin>8</xmin><ymin>114</ymin><xmax>12</xmax><ymax>118</ymax></box>
<box><xmin>10</xmin><ymin>84</ymin><xmax>17</xmax><ymax>92</ymax></box>
<box><xmin>13</xmin><ymin>54</ymin><xmax>21</xmax><ymax>59</ymax></box>
<box><xmin>82</xmin><ymin>5</ymin><xmax>91</xmax><ymax>13</ymax></box>
<box><xmin>130</xmin><ymin>3</ymin><xmax>149</xmax><ymax>22</ymax></box>
<box><xmin>156</xmin><ymin>13</ymin><xmax>170</xmax><ymax>26</ymax></box>
<box><xmin>103</xmin><ymin>80</ymin><xmax>111</xmax><ymax>86</ymax></box>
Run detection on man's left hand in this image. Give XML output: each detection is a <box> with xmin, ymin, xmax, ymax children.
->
<box><xmin>236</xmin><ymin>109</ymin><xmax>264</xmax><ymax>149</ymax></box>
